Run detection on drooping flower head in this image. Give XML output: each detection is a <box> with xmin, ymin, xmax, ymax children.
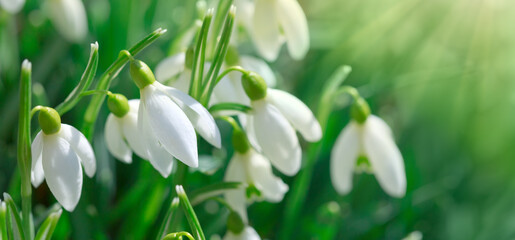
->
<box><xmin>241</xmin><ymin>0</ymin><xmax>309</xmax><ymax>61</ymax></box>
<box><xmin>330</xmin><ymin>97</ymin><xmax>406</xmax><ymax>197</ymax></box>
<box><xmin>129</xmin><ymin>58</ymin><xmax>221</xmax><ymax>177</ymax></box>
<box><xmin>241</xmin><ymin>72</ymin><xmax>322</xmax><ymax>176</ymax></box>
<box><xmin>31</xmin><ymin>107</ymin><xmax>96</xmax><ymax>211</ymax></box>
<box><xmin>104</xmin><ymin>93</ymin><xmax>147</xmax><ymax>164</ymax></box>
<box><xmin>44</xmin><ymin>0</ymin><xmax>88</xmax><ymax>42</ymax></box>
<box><xmin>224</xmin><ymin>127</ymin><xmax>288</xmax><ymax>221</ymax></box>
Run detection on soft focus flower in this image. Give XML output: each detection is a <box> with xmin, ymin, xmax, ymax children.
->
<box><xmin>131</xmin><ymin>59</ymin><xmax>221</xmax><ymax>177</ymax></box>
<box><xmin>224</xmin><ymin>226</ymin><xmax>261</xmax><ymax>240</ymax></box>
<box><xmin>330</xmin><ymin>115</ymin><xmax>406</xmax><ymax>197</ymax></box>
<box><xmin>104</xmin><ymin>99</ymin><xmax>147</xmax><ymax>164</ymax></box>
<box><xmin>245</xmin><ymin>88</ymin><xmax>321</xmax><ymax>176</ymax></box>
<box><xmin>0</xmin><ymin>0</ymin><xmax>25</xmax><ymax>13</ymax></box>
<box><xmin>224</xmin><ymin>149</ymin><xmax>288</xmax><ymax>221</ymax></box>
<box><xmin>248</xmin><ymin>0</ymin><xmax>309</xmax><ymax>61</ymax></box>
<box><xmin>45</xmin><ymin>0</ymin><xmax>88</xmax><ymax>42</ymax></box>
<box><xmin>31</xmin><ymin>108</ymin><xmax>96</xmax><ymax>211</ymax></box>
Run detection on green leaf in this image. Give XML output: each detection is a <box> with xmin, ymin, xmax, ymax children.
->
<box><xmin>1</xmin><ymin>200</ymin><xmax>7</xmax><ymax>240</ymax></box>
<box><xmin>34</xmin><ymin>208</ymin><xmax>62</xmax><ymax>240</ymax></box>
<box><xmin>209</xmin><ymin>103</ymin><xmax>251</xmax><ymax>114</ymax></box>
<box><xmin>155</xmin><ymin>198</ymin><xmax>180</xmax><ymax>240</ymax></box>
<box><xmin>3</xmin><ymin>193</ymin><xmax>25</xmax><ymax>240</ymax></box>
<box><xmin>175</xmin><ymin>186</ymin><xmax>205</xmax><ymax>240</ymax></box>
<box><xmin>317</xmin><ymin>65</ymin><xmax>352</xmax><ymax>129</ymax></box>
<box><xmin>55</xmin><ymin>42</ymin><xmax>99</xmax><ymax>115</ymax></box>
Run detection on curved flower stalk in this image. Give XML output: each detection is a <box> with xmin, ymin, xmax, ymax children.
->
<box><xmin>330</xmin><ymin>99</ymin><xmax>406</xmax><ymax>198</ymax></box>
<box><xmin>224</xmin><ymin>226</ymin><xmax>261</xmax><ymax>240</ymax></box>
<box><xmin>130</xmin><ymin>58</ymin><xmax>221</xmax><ymax>177</ymax></box>
<box><xmin>44</xmin><ymin>0</ymin><xmax>88</xmax><ymax>42</ymax></box>
<box><xmin>241</xmin><ymin>72</ymin><xmax>321</xmax><ymax>176</ymax></box>
<box><xmin>0</xmin><ymin>0</ymin><xmax>25</xmax><ymax>13</ymax></box>
<box><xmin>104</xmin><ymin>95</ymin><xmax>147</xmax><ymax>164</ymax></box>
<box><xmin>154</xmin><ymin>51</ymin><xmax>276</xmax><ymax>108</ymax></box>
<box><xmin>31</xmin><ymin>107</ymin><xmax>96</xmax><ymax>211</ymax></box>
<box><xmin>245</xmin><ymin>0</ymin><xmax>309</xmax><ymax>61</ymax></box>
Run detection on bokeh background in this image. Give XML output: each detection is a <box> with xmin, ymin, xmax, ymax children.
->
<box><xmin>2</xmin><ymin>0</ymin><xmax>515</xmax><ymax>239</ymax></box>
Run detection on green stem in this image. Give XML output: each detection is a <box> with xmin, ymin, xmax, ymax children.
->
<box><xmin>279</xmin><ymin>65</ymin><xmax>354</xmax><ymax>239</ymax></box>
<box><xmin>17</xmin><ymin>60</ymin><xmax>33</xmax><ymax>240</ymax></box>
<box><xmin>156</xmin><ymin>198</ymin><xmax>180</xmax><ymax>240</ymax></box>
<box><xmin>200</xmin><ymin>7</ymin><xmax>235</xmax><ymax>106</ymax></box>
<box><xmin>81</xmin><ymin>28</ymin><xmax>167</xmax><ymax>141</ymax></box>
<box><xmin>176</xmin><ymin>186</ymin><xmax>206</xmax><ymax>240</ymax></box>
<box><xmin>54</xmin><ymin>42</ymin><xmax>99</xmax><ymax>115</ymax></box>
<box><xmin>189</xmin><ymin>11</ymin><xmax>213</xmax><ymax>99</ymax></box>
<box><xmin>209</xmin><ymin>0</ymin><xmax>233</xmax><ymax>57</ymax></box>
<box><xmin>214</xmin><ymin>66</ymin><xmax>248</xmax><ymax>85</ymax></box>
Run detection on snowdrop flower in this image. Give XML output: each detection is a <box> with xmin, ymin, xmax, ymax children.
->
<box><xmin>224</xmin><ymin>128</ymin><xmax>288</xmax><ymax>221</ymax></box>
<box><xmin>45</xmin><ymin>0</ymin><xmax>88</xmax><ymax>42</ymax></box>
<box><xmin>331</xmin><ymin>98</ymin><xmax>406</xmax><ymax>197</ymax></box>
<box><xmin>31</xmin><ymin>107</ymin><xmax>96</xmax><ymax>211</ymax></box>
<box><xmin>249</xmin><ymin>0</ymin><xmax>309</xmax><ymax>61</ymax></box>
<box><xmin>0</xmin><ymin>0</ymin><xmax>25</xmax><ymax>13</ymax></box>
<box><xmin>130</xmin><ymin>59</ymin><xmax>221</xmax><ymax>177</ymax></box>
<box><xmin>242</xmin><ymin>72</ymin><xmax>321</xmax><ymax>176</ymax></box>
<box><xmin>104</xmin><ymin>93</ymin><xmax>147</xmax><ymax>164</ymax></box>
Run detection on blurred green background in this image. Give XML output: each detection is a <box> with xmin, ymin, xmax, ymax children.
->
<box><xmin>2</xmin><ymin>0</ymin><xmax>515</xmax><ymax>239</ymax></box>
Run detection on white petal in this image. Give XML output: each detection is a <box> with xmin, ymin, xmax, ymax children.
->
<box><xmin>158</xmin><ymin>82</ymin><xmax>222</xmax><ymax>148</ymax></box>
<box><xmin>155</xmin><ymin>53</ymin><xmax>186</xmax><ymax>83</ymax></box>
<box><xmin>363</xmin><ymin>117</ymin><xmax>406</xmax><ymax>198</ymax></box>
<box><xmin>42</xmin><ymin>135</ymin><xmax>83</xmax><ymax>211</ymax></box>
<box><xmin>138</xmin><ymin>101</ymin><xmax>175</xmax><ymax>177</ymax></box>
<box><xmin>224</xmin><ymin>153</ymin><xmax>248</xmax><ymax>222</ymax></box>
<box><xmin>0</xmin><ymin>0</ymin><xmax>25</xmax><ymax>13</ymax></box>
<box><xmin>266</xmin><ymin>89</ymin><xmax>321</xmax><ymax>142</ymax></box>
<box><xmin>368</xmin><ymin>115</ymin><xmax>393</xmax><ymax>137</ymax></box>
<box><xmin>252</xmin><ymin>0</ymin><xmax>283</xmax><ymax>61</ymax></box>
<box><xmin>142</xmin><ymin>84</ymin><xmax>198</xmax><ymax>167</ymax></box>
<box><xmin>123</xmin><ymin>99</ymin><xmax>150</xmax><ymax>159</ymax></box>
<box><xmin>248</xmin><ymin>151</ymin><xmax>288</xmax><ymax>202</ymax></box>
<box><xmin>240</xmin><ymin>115</ymin><xmax>261</xmax><ymax>152</ymax></box>
<box><xmin>58</xmin><ymin>124</ymin><xmax>96</xmax><ymax>177</ymax></box>
<box><xmin>239</xmin><ymin>55</ymin><xmax>276</xmax><ymax>87</ymax></box>
<box><xmin>212</xmin><ymin>73</ymin><xmax>250</xmax><ymax>107</ymax></box>
<box><xmin>330</xmin><ymin>122</ymin><xmax>361</xmax><ymax>195</ymax></box>
<box><xmin>171</xmin><ymin>71</ymin><xmax>191</xmax><ymax>93</ymax></box>
<box><xmin>45</xmin><ymin>0</ymin><xmax>88</xmax><ymax>42</ymax></box>
<box><xmin>104</xmin><ymin>114</ymin><xmax>132</xmax><ymax>163</ymax></box>
<box><xmin>276</xmin><ymin>0</ymin><xmax>309</xmax><ymax>60</ymax></box>
<box><xmin>224</xmin><ymin>226</ymin><xmax>261</xmax><ymax>240</ymax></box>
<box><xmin>251</xmin><ymin>100</ymin><xmax>301</xmax><ymax>176</ymax></box>
<box><xmin>31</xmin><ymin>131</ymin><xmax>45</xmax><ymax>187</ymax></box>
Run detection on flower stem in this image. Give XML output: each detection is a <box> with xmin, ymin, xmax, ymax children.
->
<box><xmin>189</xmin><ymin>11</ymin><xmax>213</xmax><ymax>99</ymax></box>
<box><xmin>176</xmin><ymin>186</ymin><xmax>206</xmax><ymax>240</ymax></box>
<box><xmin>214</xmin><ymin>66</ymin><xmax>248</xmax><ymax>85</ymax></box>
<box><xmin>279</xmin><ymin>65</ymin><xmax>353</xmax><ymax>239</ymax></box>
<box><xmin>17</xmin><ymin>60</ymin><xmax>33</xmax><ymax>240</ymax></box>
<box><xmin>81</xmin><ymin>28</ymin><xmax>167</xmax><ymax>141</ymax></box>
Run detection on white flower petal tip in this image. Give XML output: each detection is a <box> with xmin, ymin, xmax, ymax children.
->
<box><xmin>267</xmin><ymin>89</ymin><xmax>322</xmax><ymax>142</ymax></box>
<box><xmin>0</xmin><ymin>0</ymin><xmax>25</xmax><ymax>14</ymax></box>
<box><xmin>139</xmin><ymin>83</ymin><xmax>202</xmax><ymax>170</ymax></box>
<box><xmin>45</xmin><ymin>0</ymin><xmax>88</xmax><ymax>42</ymax></box>
<box><xmin>330</xmin><ymin>115</ymin><xmax>406</xmax><ymax>198</ymax></box>
<box><xmin>276</xmin><ymin>0</ymin><xmax>309</xmax><ymax>60</ymax></box>
<box><xmin>30</xmin><ymin>124</ymin><xmax>96</xmax><ymax>211</ymax></box>
<box><xmin>252</xmin><ymin>0</ymin><xmax>282</xmax><ymax>61</ymax></box>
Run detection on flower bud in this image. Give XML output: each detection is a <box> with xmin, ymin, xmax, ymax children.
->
<box><xmin>107</xmin><ymin>93</ymin><xmax>130</xmax><ymax>117</ymax></box>
<box><xmin>185</xmin><ymin>47</ymin><xmax>195</xmax><ymax>70</ymax></box>
<box><xmin>351</xmin><ymin>97</ymin><xmax>370</xmax><ymax>124</ymax></box>
<box><xmin>225</xmin><ymin>45</ymin><xmax>240</xmax><ymax>66</ymax></box>
<box><xmin>232</xmin><ymin>128</ymin><xmax>250</xmax><ymax>154</ymax></box>
<box><xmin>226</xmin><ymin>211</ymin><xmax>245</xmax><ymax>234</ymax></box>
<box><xmin>38</xmin><ymin>107</ymin><xmax>61</xmax><ymax>135</ymax></box>
<box><xmin>242</xmin><ymin>72</ymin><xmax>267</xmax><ymax>101</ymax></box>
<box><xmin>130</xmin><ymin>59</ymin><xmax>156</xmax><ymax>89</ymax></box>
